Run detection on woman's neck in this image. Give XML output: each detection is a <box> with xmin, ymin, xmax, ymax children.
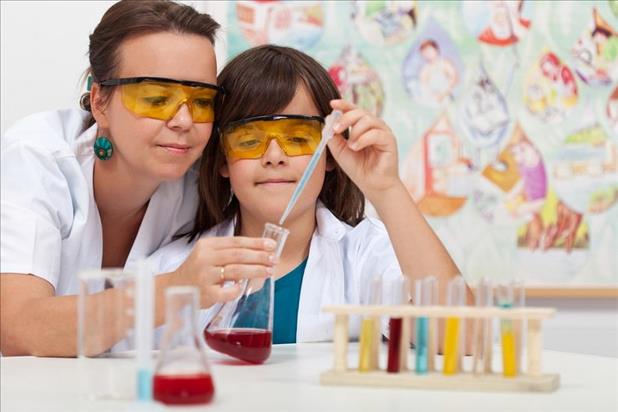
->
<box><xmin>239</xmin><ymin>204</ymin><xmax>317</xmax><ymax>279</ymax></box>
<box><xmin>93</xmin><ymin>157</ymin><xmax>159</xmax><ymax>220</ymax></box>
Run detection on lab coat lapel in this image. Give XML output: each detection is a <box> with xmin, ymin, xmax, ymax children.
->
<box><xmin>296</xmin><ymin>205</ymin><xmax>348</xmax><ymax>342</ymax></box>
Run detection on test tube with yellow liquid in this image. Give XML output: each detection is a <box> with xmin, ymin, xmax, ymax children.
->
<box><xmin>358</xmin><ymin>276</ymin><xmax>382</xmax><ymax>372</ymax></box>
<box><xmin>443</xmin><ymin>276</ymin><xmax>466</xmax><ymax>375</ymax></box>
<box><xmin>508</xmin><ymin>281</ymin><xmax>525</xmax><ymax>374</ymax></box>
<box><xmin>497</xmin><ymin>282</ymin><xmax>523</xmax><ymax>377</ymax></box>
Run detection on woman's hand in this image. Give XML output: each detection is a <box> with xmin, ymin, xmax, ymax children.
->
<box><xmin>170</xmin><ymin>236</ymin><xmax>276</xmax><ymax>308</ymax></box>
<box><xmin>327</xmin><ymin>99</ymin><xmax>401</xmax><ymax>201</ymax></box>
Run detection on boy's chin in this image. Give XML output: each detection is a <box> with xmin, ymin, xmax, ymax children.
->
<box><xmin>253</xmin><ymin>205</ymin><xmax>286</xmax><ymax>225</ymax></box>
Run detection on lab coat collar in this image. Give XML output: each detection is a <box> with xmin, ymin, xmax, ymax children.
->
<box><xmin>202</xmin><ymin>201</ymin><xmax>348</xmax><ymax>240</ymax></box>
<box><xmin>314</xmin><ymin>201</ymin><xmax>348</xmax><ymax>241</ymax></box>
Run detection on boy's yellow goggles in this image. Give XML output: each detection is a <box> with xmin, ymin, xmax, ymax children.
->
<box><xmin>221</xmin><ymin>115</ymin><xmax>325</xmax><ymax>160</ymax></box>
<box><xmin>99</xmin><ymin>77</ymin><xmax>224</xmax><ymax>123</ymax></box>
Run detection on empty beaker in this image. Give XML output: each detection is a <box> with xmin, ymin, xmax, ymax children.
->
<box><xmin>204</xmin><ymin>223</ymin><xmax>289</xmax><ymax>364</ymax></box>
<box><xmin>153</xmin><ymin>286</ymin><xmax>215</xmax><ymax>405</ymax></box>
<box><xmin>77</xmin><ymin>268</ymin><xmax>135</xmax><ymax>400</ymax></box>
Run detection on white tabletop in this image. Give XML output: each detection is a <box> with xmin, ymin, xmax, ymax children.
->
<box><xmin>1</xmin><ymin>343</ymin><xmax>617</xmax><ymax>412</ymax></box>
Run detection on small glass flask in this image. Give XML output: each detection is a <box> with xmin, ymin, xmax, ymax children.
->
<box><xmin>204</xmin><ymin>223</ymin><xmax>289</xmax><ymax>364</ymax></box>
<box><xmin>153</xmin><ymin>286</ymin><xmax>215</xmax><ymax>405</ymax></box>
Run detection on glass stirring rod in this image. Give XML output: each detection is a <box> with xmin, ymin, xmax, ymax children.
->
<box><xmin>278</xmin><ymin>110</ymin><xmax>343</xmax><ymax>226</ymax></box>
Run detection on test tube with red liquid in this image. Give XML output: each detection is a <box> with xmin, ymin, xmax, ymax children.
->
<box><xmin>386</xmin><ymin>277</ymin><xmax>410</xmax><ymax>373</ymax></box>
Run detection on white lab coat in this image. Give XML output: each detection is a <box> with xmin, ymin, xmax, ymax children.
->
<box><xmin>148</xmin><ymin>203</ymin><xmax>404</xmax><ymax>343</ymax></box>
<box><xmin>0</xmin><ymin>109</ymin><xmax>199</xmax><ymax>295</ymax></box>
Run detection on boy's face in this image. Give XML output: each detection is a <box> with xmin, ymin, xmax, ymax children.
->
<box><xmin>220</xmin><ymin>84</ymin><xmax>331</xmax><ymax>225</ymax></box>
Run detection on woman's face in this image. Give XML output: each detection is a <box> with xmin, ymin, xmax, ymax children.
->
<box><xmin>221</xmin><ymin>84</ymin><xmax>330</xmax><ymax>225</ymax></box>
<box><xmin>93</xmin><ymin>31</ymin><xmax>217</xmax><ymax>182</ymax></box>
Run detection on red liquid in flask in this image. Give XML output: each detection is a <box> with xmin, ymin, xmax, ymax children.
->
<box><xmin>387</xmin><ymin>318</ymin><xmax>403</xmax><ymax>373</ymax></box>
<box><xmin>204</xmin><ymin>328</ymin><xmax>272</xmax><ymax>364</ymax></box>
<box><xmin>153</xmin><ymin>373</ymin><xmax>215</xmax><ymax>405</ymax></box>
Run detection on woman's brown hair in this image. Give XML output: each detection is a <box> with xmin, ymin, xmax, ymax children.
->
<box><xmin>190</xmin><ymin>45</ymin><xmax>365</xmax><ymax>239</ymax></box>
<box><xmin>81</xmin><ymin>0</ymin><xmax>220</xmax><ymax>128</ymax></box>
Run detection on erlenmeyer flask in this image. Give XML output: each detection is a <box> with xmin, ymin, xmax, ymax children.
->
<box><xmin>153</xmin><ymin>286</ymin><xmax>215</xmax><ymax>405</ymax></box>
<box><xmin>204</xmin><ymin>223</ymin><xmax>289</xmax><ymax>364</ymax></box>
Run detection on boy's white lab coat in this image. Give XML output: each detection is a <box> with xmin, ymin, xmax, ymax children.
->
<box><xmin>0</xmin><ymin>109</ymin><xmax>199</xmax><ymax>294</ymax></box>
<box><xmin>149</xmin><ymin>203</ymin><xmax>404</xmax><ymax>343</ymax></box>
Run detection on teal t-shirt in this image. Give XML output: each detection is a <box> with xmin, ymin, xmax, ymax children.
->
<box><xmin>273</xmin><ymin>258</ymin><xmax>308</xmax><ymax>344</ymax></box>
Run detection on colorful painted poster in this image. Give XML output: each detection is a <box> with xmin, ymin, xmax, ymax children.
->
<box><xmin>572</xmin><ymin>8</ymin><xmax>618</xmax><ymax>86</ymax></box>
<box><xmin>402</xmin><ymin>17</ymin><xmax>464</xmax><ymax>107</ymax></box>
<box><xmin>225</xmin><ymin>1</ymin><xmax>618</xmax><ymax>290</ymax></box>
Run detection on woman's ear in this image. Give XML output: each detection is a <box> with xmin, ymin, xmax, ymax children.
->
<box><xmin>220</xmin><ymin>161</ymin><xmax>230</xmax><ymax>178</ymax></box>
<box><xmin>90</xmin><ymin>83</ymin><xmax>111</xmax><ymax>128</ymax></box>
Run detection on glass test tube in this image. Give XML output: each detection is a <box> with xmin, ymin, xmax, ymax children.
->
<box><xmin>443</xmin><ymin>276</ymin><xmax>466</xmax><ymax>375</ymax></box>
<box><xmin>359</xmin><ymin>275</ymin><xmax>382</xmax><ymax>372</ymax></box>
<box><xmin>414</xmin><ymin>276</ymin><xmax>437</xmax><ymax>374</ymax></box>
<box><xmin>386</xmin><ymin>277</ymin><xmax>408</xmax><ymax>373</ymax></box>
<box><xmin>473</xmin><ymin>278</ymin><xmax>494</xmax><ymax>374</ymax></box>
<box><xmin>497</xmin><ymin>283</ymin><xmax>517</xmax><ymax>377</ymax></box>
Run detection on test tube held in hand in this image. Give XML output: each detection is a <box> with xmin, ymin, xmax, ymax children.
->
<box><xmin>278</xmin><ymin>110</ymin><xmax>342</xmax><ymax>226</ymax></box>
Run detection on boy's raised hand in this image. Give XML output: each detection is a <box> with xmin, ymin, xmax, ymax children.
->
<box><xmin>326</xmin><ymin>99</ymin><xmax>402</xmax><ymax>201</ymax></box>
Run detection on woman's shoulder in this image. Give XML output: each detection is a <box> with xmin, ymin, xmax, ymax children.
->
<box><xmin>2</xmin><ymin>108</ymin><xmax>90</xmax><ymax>155</ymax></box>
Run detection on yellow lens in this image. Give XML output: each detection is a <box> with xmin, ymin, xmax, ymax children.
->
<box><xmin>120</xmin><ymin>81</ymin><xmax>217</xmax><ymax>123</ymax></box>
<box><xmin>188</xmin><ymin>87</ymin><xmax>217</xmax><ymax>123</ymax></box>
<box><xmin>278</xmin><ymin>119</ymin><xmax>321</xmax><ymax>156</ymax></box>
<box><xmin>120</xmin><ymin>82</ymin><xmax>183</xmax><ymax>120</ymax></box>
<box><xmin>222</xmin><ymin>118</ymin><xmax>322</xmax><ymax>160</ymax></box>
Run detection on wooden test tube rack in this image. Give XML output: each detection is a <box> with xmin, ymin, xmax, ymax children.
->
<box><xmin>320</xmin><ymin>305</ymin><xmax>560</xmax><ymax>392</ymax></box>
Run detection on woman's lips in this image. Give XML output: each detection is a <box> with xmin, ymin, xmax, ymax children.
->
<box><xmin>158</xmin><ymin>143</ymin><xmax>191</xmax><ymax>154</ymax></box>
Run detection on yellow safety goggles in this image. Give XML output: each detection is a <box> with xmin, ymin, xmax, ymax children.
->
<box><xmin>221</xmin><ymin>115</ymin><xmax>325</xmax><ymax>160</ymax></box>
<box><xmin>99</xmin><ymin>77</ymin><xmax>224</xmax><ymax>123</ymax></box>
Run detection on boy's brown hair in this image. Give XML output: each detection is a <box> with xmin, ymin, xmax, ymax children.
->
<box><xmin>190</xmin><ymin>45</ymin><xmax>365</xmax><ymax>239</ymax></box>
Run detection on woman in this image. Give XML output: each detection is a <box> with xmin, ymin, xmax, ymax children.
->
<box><xmin>0</xmin><ymin>0</ymin><xmax>274</xmax><ymax>356</ymax></box>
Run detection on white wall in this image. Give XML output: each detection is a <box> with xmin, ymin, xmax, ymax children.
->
<box><xmin>2</xmin><ymin>1</ymin><xmax>616</xmax><ymax>357</ymax></box>
<box><xmin>1</xmin><ymin>1</ymin><xmax>115</xmax><ymax>134</ymax></box>
<box><xmin>0</xmin><ymin>0</ymin><xmax>228</xmax><ymax>134</ymax></box>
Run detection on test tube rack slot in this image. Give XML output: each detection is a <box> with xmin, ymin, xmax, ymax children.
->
<box><xmin>320</xmin><ymin>305</ymin><xmax>560</xmax><ymax>393</ymax></box>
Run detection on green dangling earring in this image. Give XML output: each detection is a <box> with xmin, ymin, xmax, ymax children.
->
<box><xmin>94</xmin><ymin>136</ymin><xmax>113</xmax><ymax>160</ymax></box>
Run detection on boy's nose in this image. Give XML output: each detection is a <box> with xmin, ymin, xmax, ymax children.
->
<box><xmin>261</xmin><ymin>137</ymin><xmax>288</xmax><ymax>166</ymax></box>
